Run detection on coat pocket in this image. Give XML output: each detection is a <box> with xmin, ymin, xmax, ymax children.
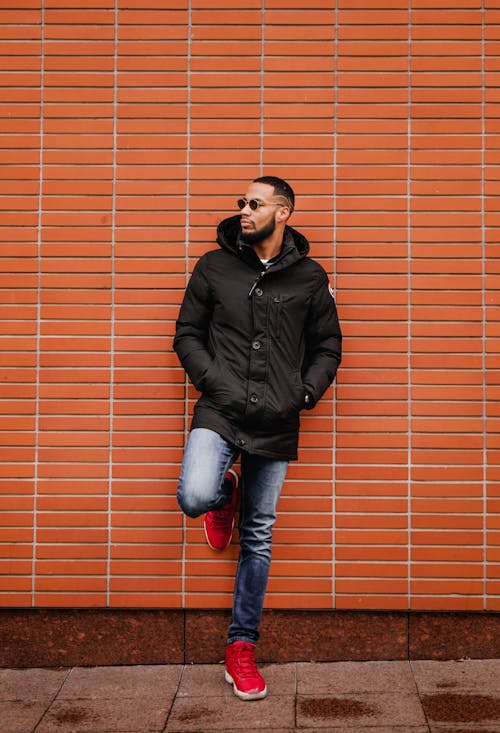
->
<box><xmin>263</xmin><ymin>369</ymin><xmax>303</xmax><ymax>427</ymax></box>
<box><xmin>201</xmin><ymin>358</ymin><xmax>246</xmax><ymax>418</ymax></box>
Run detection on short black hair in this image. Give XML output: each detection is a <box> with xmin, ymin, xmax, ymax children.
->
<box><xmin>253</xmin><ymin>175</ymin><xmax>295</xmax><ymax>212</ymax></box>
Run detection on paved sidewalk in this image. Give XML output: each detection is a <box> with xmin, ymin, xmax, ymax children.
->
<box><xmin>1</xmin><ymin>658</ymin><xmax>499</xmax><ymax>732</ymax></box>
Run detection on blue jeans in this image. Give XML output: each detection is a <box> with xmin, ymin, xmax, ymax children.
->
<box><xmin>177</xmin><ymin>428</ymin><xmax>288</xmax><ymax>645</ymax></box>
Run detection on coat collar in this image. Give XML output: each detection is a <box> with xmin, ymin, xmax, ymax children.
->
<box><xmin>216</xmin><ymin>215</ymin><xmax>310</xmax><ymax>272</ymax></box>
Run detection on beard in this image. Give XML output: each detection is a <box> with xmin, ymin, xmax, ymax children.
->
<box><xmin>239</xmin><ymin>216</ymin><xmax>276</xmax><ymax>245</ymax></box>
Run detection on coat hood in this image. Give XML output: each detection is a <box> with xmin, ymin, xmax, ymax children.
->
<box><xmin>216</xmin><ymin>214</ymin><xmax>310</xmax><ymax>268</ymax></box>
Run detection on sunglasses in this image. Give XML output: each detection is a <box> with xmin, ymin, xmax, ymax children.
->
<box><xmin>237</xmin><ymin>198</ymin><xmax>266</xmax><ymax>211</ymax></box>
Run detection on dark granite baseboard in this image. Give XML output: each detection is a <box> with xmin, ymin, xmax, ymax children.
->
<box><xmin>0</xmin><ymin>609</ymin><xmax>498</xmax><ymax>668</ymax></box>
<box><xmin>185</xmin><ymin>609</ymin><xmax>409</xmax><ymax>664</ymax></box>
<box><xmin>0</xmin><ymin>609</ymin><xmax>185</xmax><ymax>669</ymax></box>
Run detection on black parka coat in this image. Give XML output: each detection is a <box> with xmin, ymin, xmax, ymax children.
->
<box><xmin>173</xmin><ymin>215</ymin><xmax>342</xmax><ymax>460</ymax></box>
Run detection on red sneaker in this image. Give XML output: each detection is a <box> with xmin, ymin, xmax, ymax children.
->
<box><xmin>225</xmin><ymin>641</ymin><xmax>267</xmax><ymax>701</ymax></box>
<box><xmin>203</xmin><ymin>469</ymin><xmax>239</xmax><ymax>552</ymax></box>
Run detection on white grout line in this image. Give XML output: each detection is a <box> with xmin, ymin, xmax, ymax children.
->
<box><xmin>332</xmin><ymin>0</ymin><xmax>338</xmax><ymax>610</ymax></box>
<box><xmin>260</xmin><ymin>0</ymin><xmax>265</xmax><ymax>175</ymax></box>
<box><xmin>481</xmin><ymin>0</ymin><xmax>487</xmax><ymax>610</ymax></box>
<box><xmin>180</xmin><ymin>0</ymin><xmax>193</xmax><ymax>609</ymax></box>
<box><xmin>407</xmin><ymin>1</ymin><xmax>412</xmax><ymax>610</ymax></box>
<box><xmin>105</xmin><ymin>0</ymin><xmax>118</xmax><ymax>607</ymax></box>
<box><xmin>32</xmin><ymin>0</ymin><xmax>45</xmax><ymax>606</ymax></box>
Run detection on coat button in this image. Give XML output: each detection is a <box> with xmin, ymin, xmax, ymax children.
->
<box><xmin>252</xmin><ymin>340</ymin><xmax>261</xmax><ymax>350</ymax></box>
<box><xmin>236</xmin><ymin>438</ymin><xmax>245</xmax><ymax>447</ymax></box>
<box><xmin>250</xmin><ymin>394</ymin><xmax>258</xmax><ymax>404</ymax></box>
<box><xmin>255</xmin><ymin>287</ymin><xmax>263</xmax><ymax>297</ymax></box>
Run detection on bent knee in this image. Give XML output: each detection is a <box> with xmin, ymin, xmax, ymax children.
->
<box><xmin>177</xmin><ymin>478</ymin><xmax>218</xmax><ymax>518</ymax></box>
<box><xmin>177</xmin><ymin>490</ymin><xmax>204</xmax><ymax>518</ymax></box>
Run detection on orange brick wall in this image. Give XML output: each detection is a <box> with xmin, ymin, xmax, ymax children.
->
<box><xmin>1</xmin><ymin>1</ymin><xmax>499</xmax><ymax>613</ymax></box>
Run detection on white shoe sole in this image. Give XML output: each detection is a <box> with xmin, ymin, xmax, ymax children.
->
<box><xmin>226</xmin><ymin>467</ymin><xmax>239</xmax><ymax>487</ymax></box>
<box><xmin>225</xmin><ymin>670</ymin><xmax>267</xmax><ymax>701</ymax></box>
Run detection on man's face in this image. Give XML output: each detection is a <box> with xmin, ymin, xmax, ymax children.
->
<box><xmin>238</xmin><ymin>182</ymin><xmax>280</xmax><ymax>245</ymax></box>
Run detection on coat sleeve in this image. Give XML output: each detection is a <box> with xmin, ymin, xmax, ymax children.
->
<box><xmin>173</xmin><ymin>258</ymin><xmax>214</xmax><ymax>391</ymax></box>
<box><xmin>302</xmin><ymin>269</ymin><xmax>342</xmax><ymax>408</ymax></box>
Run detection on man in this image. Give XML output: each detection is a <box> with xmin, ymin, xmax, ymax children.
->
<box><xmin>174</xmin><ymin>176</ymin><xmax>342</xmax><ymax>700</ymax></box>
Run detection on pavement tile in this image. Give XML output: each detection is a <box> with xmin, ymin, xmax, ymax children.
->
<box><xmin>411</xmin><ymin>659</ymin><xmax>500</xmax><ymax>695</ymax></box>
<box><xmin>297</xmin><ymin>661</ymin><xmax>417</xmax><ymax>695</ymax></box>
<box><xmin>0</xmin><ymin>699</ymin><xmax>49</xmax><ymax>733</ymax></box>
<box><xmin>420</xmin><ymin>689</ymin><xmax>500</xmax><ymax>732</ymax></box>
<box><xmin>57</xmin><ymin>664</ymin><xmax>182</xmax><ymax>700</ymax></box>
<box><xmin>413</xmin><ymin>662</ymin><xmax>500</xmax><ymax>733</ymax></box>
<box><xmin>36</xmin><ymin>696</ymin><xmax>171</xmax><ymax>733</ymax></box>
<box><xmin>296</xmin><ymin>692</ymin><xmax>428</xmax><ymax>729</ymax></box>
<box><xmin>297</xmin><ymin>729</ymin><xmax>429</xmax><ymax>733</ymax></box>
<box><xmin>0</xmin><ymin>667</ymin><xmax>69</xmax><ymax>700</ymax></box>
<box><xmin>165</xmin><ymin>693</ymin><xmax>295</xmax><ymax>732</ymax></box>
<box><xmin>177</xmin><ymin>662</ymin><xmax>296</xmax><ymax>698</ymax></box>
<box><xmin>168</xmin><ymin>730</ymin><xmax>294</xmax><ymax>733</ymax></box>
<box><xmin>428</xmin><ymin>727</ymin><xmax>500</xmax><ymax>733</ymax></box>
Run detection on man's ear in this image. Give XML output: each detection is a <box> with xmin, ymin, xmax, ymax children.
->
<box><xmin>276</xmin><ymin>206</ymin><xmax>291</xmax><ymax>223</ymax></box>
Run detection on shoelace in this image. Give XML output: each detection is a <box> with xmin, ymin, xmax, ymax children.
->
<box><xmin>233</xmin><ymin>647</ymin><xmax>259</xmax><ymax>679</ymax></box>
<box><xmin>207</xmin><ymin>501</ymin><xmax>233</xmax><ymax>530</ymax></box>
